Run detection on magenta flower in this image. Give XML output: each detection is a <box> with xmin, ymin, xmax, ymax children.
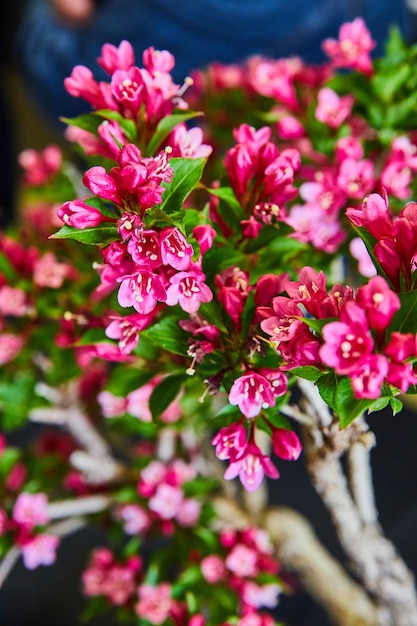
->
<box><xmin>224</xmin><ymin>442</ymin><xmax>279</xmax><ymax>491</ymax></box>
<box><xmin>212</xmin><ymin>422</ymin><xmax>247</xmax><ymax>460</ymax></box>
<box><xmin>356</xmin><ymin>276</ymin><xmax>400</xmax><ymax>332</ymax></box>
<box><xmin>117</xmin><ymin>270</ymin><xmax>167</xmax><ymax>314</ymax></box>
<box><xmin>320</xmin><ymin>301</ymin><xmax>374</xmax><ymax>375</ymax></box>
<box><xmin>346</xmin><ymin>192</ymin><xmax>393</xmax><ymax>239</ymax></box>
<box><xmin>127</xmin><ymin>230</ymin><xmax>162</xmax><ymax>268</ymax></box>
<box><xmin>271</xmin><ymin>428</ymin><xmax>302</xmax><ymax>460</ymax></box>
<box><xmin>228</xmin><ymin>372</ymin><xmax>276</xmax><ymax>419</ymax></box>
<box><xmin>166</xmin><ymin>269</ymin><xmax>212</xmax><ymax>313</ymax></box>
<box><xmin>97</xmin><ymin>40</ymin><xmax>135</xmax><ymax>75</ymax></box>
<box><xmin>57</xmin><ymin>199</ymin><xmax>116</xmax><ymax>229</ymax></box>
<box><xmin>159</xmin><ymin>227</ymin><xmax>193</xmax><ymax>270</ymax></box>
<box><xmin>350</xmin><ymin>354</ymin><xmax>389</xmax><ymax>399</ymax></box>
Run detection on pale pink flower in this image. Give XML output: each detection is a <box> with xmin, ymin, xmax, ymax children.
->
<box><xmin>117</xmin><ymin>269</ymin><xmax>167</xmax><ymax>314</ymax></box>
<box><xmin>346</xmin><ymin>192</ymin><xmax>393</xmax><ymax>239</ymax></box>
<box><xmin>126</xmin><ymin>384</ymin><xmax>154</xmax><ymax>422</ymax></box>
<box><xmin>97</xmin><ymin>390</ymin><xmax>128</xmax><ymax>418</ymax></box>
<box><xmin>228</xmin><ymin>372</ymin><xmax>275</xmax><ymax>419</ymax></box>
<box><xmin>13</xmin><ymin>492</ymin><xmax>49</xmax><ymax>528</ymax></box>
<box><xmin>148</xmin><ymin>483</ymin><xmax>183</xmax><ymax>519</ymax></box>
<box><xmin>33</xmin><ymin>252</ymin><xmax>74</xmax><ymax>289</ymax></box>
<box><xmin>118</xmin><ymin>504</ymin><xmax>151</xmax><ymax>535</ymax></box>
<box><xmin>0</xmin><ymin>286</ymin><xmax>27</xmax><ymax>316</ymax></box>
<box><xmin>243</xmin><ymin>581</ymin><xmax>282</xmax><ymax>609</ymax></box>
<box><xmin>169</xmin><ymin>124</ymin><xmax>213</xmax><ymax>158</ymax></box>
<box><xmin>200</xmin><ymin>554</ymin><xmax>227</xmax><ymax>583</ymax></box>
<box><xmin>349</xmin><ymin>237</ymin><xmax>376</xmax><ymax>278</ymax></box>
<box><xmin>225</xmin><ymin>543</ymin><xmax>258</xmax><ymax>577</ymax></box>
<box><xmin>166</xmin><ymin>269</ymin><xmax>212</xmax><ymax>313</ymax></box>
<box><xmin>322</xmin><ymin>17</ymin><xmax>376</xmax><ymax>75</ymax></box>
<box><xmin>21</xmin><ymin>534</ymin><xmax>59</xmax><ymax>570</ymax></box>
<box><xmin>175</xmin><ymin>498</ymin><xmax>201</xmax><ymax>527</ymax></box>
<box><xmin>315</xmin><ymin>87</ymin><xmax>354</xmax><ymax>129</ymax></box>
<box><xmin>138</xmin><ymin>460</ymin><xmax>167</xmax><ymax>497</ymax></box>
<box><xmin>224</xmin><ymin>442</ymin><xmax>279</xmax><ymax>491</ymax></box>
<box><xmin>337</xmin><ymin>158</ymin><xmax>375</xmax><ymax>199</ymax></box>
<box><xmin>135</xmin><ymin>583</ymin><xmax>173</xmax><ymax>625</ymax></box>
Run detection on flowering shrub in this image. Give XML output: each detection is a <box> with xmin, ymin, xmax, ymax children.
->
<box><xmin>2</xmin><ymin>17</ymin><xmax>417</xmax><ymax>626</ymax></box>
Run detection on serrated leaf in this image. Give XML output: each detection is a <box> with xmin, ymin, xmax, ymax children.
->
<box><xmin>51</xmin><ymin>223</ymin><xmax>118</xmax><ymax>245</ymax></box>
<box><xmin>160</xmin><ymin>157</ymin><xmax>206</xmax><ymax>215</ymax></box>
<box><xmin>146</xmin><ymin>110</ymin><xmax>203</xmax><ymax>156</ymax></box>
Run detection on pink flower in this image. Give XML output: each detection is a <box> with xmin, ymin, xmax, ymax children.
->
<box><xmin>13</xmin><ymin>492</ymin><xmax>49</xmax><ymax>528</ymax></box>
<box><xmin>225</xmin><ymin>543</ymin><xmax>258</xmax><ymax>577</ymax></box>
<box><xmin>356</xmin><ymin>276</ymin><xmax>400</xmax><ymax>332</ymax></box>
<box><xmin>192</xmin><ymin>224</ymin><xmax>217</xmax><ymax>255</ymax></box>
<box><xmin>169</xmin><ymin>124</ymin><xmax>213</xmax><ymax>158</ymax></box>
<box><xmin>21</xmin><ymin>534</ymin><xmax>59</xmax><ymax>570</ymax></box>
<box><xmin>135</xmin><ymin>583</ymin><xmax>173</xmax><ymax>625</ymax></box>
<box><xmin>0</xmin><ymin>286</ymin><xmax>27</xmax><ymax>316</ymax></box>
<box><xmin>127</xmin><ymin>229</ymin><xmax>162</xmax><ymax>268</ymax></box>
<box><xmin>105</xmin><ymin>310</ymin><xmax>159</xmax><ymax>354</ymax></box>
<box><xmin>166</xmin><ymin>269</ymin><xmax>212</xmax><ymax>313</ymax></box>
<box><xmin>320</xmin><ymin>301</ymin><xmax>374</xmax><ymax>375</ymax></box>
<box><xmin>97</xmin><ymin>390</ymin><xmax>128</xmax><ymax>418</ymax></box>
<box><xmin>18</xmin><ymin>145</ymin><xmax>62</xmax><ymax>186</ymax></box>
<box><xmin>315</xmin><ymin>87</ymin><xmax>354</xmax><ymax>129</ymax></box>
<box><xmin>148</xmin><ymin>483</ymin><xmax>183</xmax><ymax>519</ymax></box>
<box><xmin>0</xmin><ymin>333</ymin><xmax>25</xmax><ymax>364</ymax></box>
<box><xmin>224</xmin><ymin>442</ymin><xmax>279</xmax><ymax>491</ymax></box>
<box><xmin>200</xmin><ymin>555</ymin><xmax>227</xmax><ymax>583</ymax></box>
<box><xmin>349</xmin><ymin>237</ymin><xmax>376</xmax><ymax>278</ymax></box>
<box><xmin>212</xmin><ymin>423</ymin><xmax>247</xmax><ymax>461</ymax></box>
<box><xmin>350</xmin><ymin>354</ymin><xmax>389</xmax><ymax>399</ymax></box>
<box><xmin>175</xmin><ymin>498</ymin><xmax>201</xmax><ymax>527</ymax></box>
<box><xmin>271</xmin><ymin>428</ymin><xmax>302</xmax><ymax>460</ymax></box>
<box><xmin>33</xmin><ymin>252</ymin><xmax>75</xmax><ymax>289</ymax></box>
<box><xmin>117</xmin><ymin>504</ymin><xmax>151</xmax><ymax>535</ymax></box>
<box><xmin>228</xmin><ymin>372</ymin><xmax>276</xmax><ymax>419</ymax></box>
<box><xmin>97</xmin><ymin>40</ymin><xmax>135</xmax><ymax>75</ymax></box>
<box><xmin>117</xmin><ymin>270</ymin><xmax>167</xmax><ymax>314</ymax></box>
<box><xmin>102</xmin><ymin>564</ymin><xmax>137</xmax><ymax>605</ymax></box>
<box><xmin>337</xmin><ymin>158</ymin><xmax>375</xmax><ymax>199</ymax></box>
<box><xmin>159</xmin><ymin>227</ymin><xmax>193</xmax><ymax>270</ymax></box>
<box><xmin>57</xmin><ymin>199</ymin><xmax>115</xmax><ymax>229</ymax></box>
<box><xmin>242</xmin><ymin>582</ymin><xmax>282</xmax><ymax>609</ymax></box>
<box><xmin>322</xmin><ymin>18</ymin><xmax>376</xmax><ymax>75</ymax></box>
<box><xmin>346</xmin><ymin>192</ymin><xmax>393</xmax><ymax>239</ymax></box>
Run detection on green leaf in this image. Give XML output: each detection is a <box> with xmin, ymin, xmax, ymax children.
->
<box><xmin>148</xmin><ymin>373</ymin><xmax>187</xmax><ymax>419</ymax></box>
<box><xmin>206</xmin><ymin>186</ymin><xmax>245</xmax><ymax>220</ymax></box>
<box><xmin>372</xmin><ymin>64</ymin><xmax>411</xmax><ymax>103</ymax></box>
<box><xmin>51</xmin><ymin>223</ymin><xmax>118</xmax><ymax>245</ymax></box>
<box><xmin>291</xmin><ymin>366</ymin><xmax>326</xmax><ymax>382</ymax></box>
<box><xmin>146</xmin><ymin>110</ymin><xmax>203</xmax><ymax>156</ymax></box>
<box><xmin>316</xmin><ymin>372</ymin><xmax>338</xmax><ymax>411</ymax></box>
<box><xmin>159</xmin><ymin>157</ymin><xmax>206</xmax><ymax>215</ymax></box>
<box><xmin>106</xmin><ymin>367</ymin><xmax>154</xmax><ymax>396</ymax></box>
<box><xmin>334</xmin><ymin>377</ymin><xmax>390</xmax><ymax>428</ymax></box>
<box><xmin>389</xmin><ymin>290</ymin><xmax>417</xmax><ymax>334</ymax></box>
<box><xmin>141</xmin><ymin>315</ymin><xmax>189</xmax><ymax>356</ymax></box>
<box><xmin>390</xmin><ymin>396</ymin><xmax>403</xmax><ymax>415</ymax></box>
<box><xmin>0</xmin><ymin>372</ymin><xmax>35</xmax><ymax>431</ymax></box>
